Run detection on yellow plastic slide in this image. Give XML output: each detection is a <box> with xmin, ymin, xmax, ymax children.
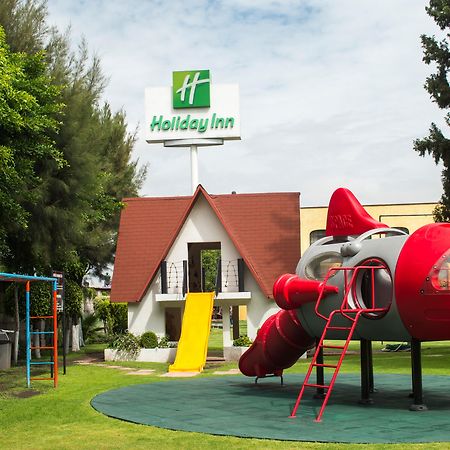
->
<box><xmin>169</xmin><ymin>292</ymin><xmax>215</xmax><ymax>372</ymax></box>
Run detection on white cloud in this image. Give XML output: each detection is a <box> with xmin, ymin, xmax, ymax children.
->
<box><xmin>46</xmin><ymin>0</ymin><xmax>444</xmax><ymax>205</ymax></box>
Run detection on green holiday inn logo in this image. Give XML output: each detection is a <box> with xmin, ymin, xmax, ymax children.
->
<box><xmin>172</xmin><ymin>70</ymin><xmax>210</xmax><ymax>109</ymax></box>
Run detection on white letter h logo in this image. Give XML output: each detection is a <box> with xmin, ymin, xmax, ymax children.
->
<box><xmin>176</xmin><ymin>72</ymin><xmax>209</xmax><ymax>105</ymax></box>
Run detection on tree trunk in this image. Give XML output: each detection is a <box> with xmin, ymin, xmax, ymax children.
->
<box><xmin>71</xmin><ymin>317</ymin><xmax>80</xmax><ymax>352</ymax></box>
<box><xmin>13</xmin><ymin>286</ymin><xmax>19</xmax><ymax>366</ymax></box>
<box><xmin>39</xmin><ymin>319</ymin><xmax>45</xmax><ymax>350</ymax></box>
<box><xmin>33</xmin><ymin>323</ymin><xmax>41</xmax><ymax>359</ymax></box>
<box><xmin>64</xmin><ymin>316</ymin><xmax>72</xmax><ymax>355</ymax></box>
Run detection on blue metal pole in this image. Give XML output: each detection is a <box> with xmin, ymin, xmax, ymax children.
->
<box><xmin>26</xmin><ymin>282</ymin><xmax>30</xmax><ymax>388</ymax></box>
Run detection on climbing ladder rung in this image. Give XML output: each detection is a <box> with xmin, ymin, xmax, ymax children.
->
<box><xmin>30</xmin><ymin>361</ymin><xmax>54</xmax><ymax>365</ymax></box>
<box><xmin>304</xmin><ymin>383</ymin><xmax>330</xmax><ymax>389</ymax></box>
<box><xmin>30</xmin><ymin>316</ymin><xmax>54</xmax><ymax>319</ymax></box>
<box><xmin>313</xmin><ymin>363</ymin><xmax>338</xmax><ymax>368</ymax></box>
<box><xmin>30</xmin><ymin>346</ymin><xmax>55</xmax><ymax>350</ymax></box>
<box><xmin>322</xmin><ymin>344</ymin><xmax>345</xmax><ymax>349</ymax></box>
<box><xmin>326</xmin><ymin>326</ymin><xmax>351</xmax><ymax>330</ymax></box>
<box><xmin>30</xmin><ymin>331</ymin><xmax>54</xmax><ymax>335</ymax></box>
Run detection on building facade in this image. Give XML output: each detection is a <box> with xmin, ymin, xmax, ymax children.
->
<box><xmin>301</xmin><ymin>202</ymin><xmax>437</xmax><ymax>255</ymax></box>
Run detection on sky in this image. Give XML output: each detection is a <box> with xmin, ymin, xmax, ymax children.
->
<box><xmin>46</xmin><ymin>0</ymin><xmax>445</xmax><ymax>206</ymax></box>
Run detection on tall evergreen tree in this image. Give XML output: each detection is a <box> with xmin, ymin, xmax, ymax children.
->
<box><xmin>414</xmin><ymin>0</ymin><xmax>450</xmax><ymax>221</ymax></box>
<box><xmin>0</xmin><ymin>0</ymin><xmax>146</xmax><ymax>280</ymax></box>
<box><xmin>0</xmin><ymin>25</ymin><xmax>64</xmax><ymax>266</ymax></box>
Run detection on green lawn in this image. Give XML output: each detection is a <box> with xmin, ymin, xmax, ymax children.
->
<box><xmin>1</xmin><ymin>342</ymin><xmax>450</xmax><ymax>449</ymax></box>
<box><xmin>208</xmin><ymin>320</ymin><xmax>248</xmax><ymax>354</ymax></box>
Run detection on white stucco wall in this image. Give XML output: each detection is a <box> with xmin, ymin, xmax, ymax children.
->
<box><xmin>128</xmin><ymin>278</ymin><xmax>167</xmax><ymax>337</ymax></box>
<box><xmin>243</xmin><ymin>268</ymin><xmax>280</xmax><ymax>339</ymax></box>
<box><xmin>127</xmin><ymin>194</ymin><xmax>280</xmax><ymax>339</ymax></box>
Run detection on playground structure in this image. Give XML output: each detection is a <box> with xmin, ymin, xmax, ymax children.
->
<box><xmin>110</xmin><ymin>185</ymin><xmax>301</xmax><ymax>360</ymax></box>
<box><xmin>0</xmin><ymin>273</ymin><xmax>59</xmax><ymax>388</ymax></box>
<box><xmin>239</xmin><ymin>188</ymin><xmax>450</xmax><ymax>421</ymax></box>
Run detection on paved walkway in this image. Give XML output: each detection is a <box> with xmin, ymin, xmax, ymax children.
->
<box><xmin>74</xmin><ymin>356</ymin><xmax>239</xmax><ymax>377</ymax></box>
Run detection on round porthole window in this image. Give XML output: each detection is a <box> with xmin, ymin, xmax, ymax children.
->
<box><xmin>348</xmin><ymin>258</ymin><xmax>392</xmax><ymax>319</ymax></box>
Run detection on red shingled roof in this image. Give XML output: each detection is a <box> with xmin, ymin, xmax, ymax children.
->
<box><xmin>111</xmin><ymin>186</ymin><xmax>300</xmax><ymax>302</ymax></box>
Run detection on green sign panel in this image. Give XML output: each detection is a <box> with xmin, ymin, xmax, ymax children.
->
<box><xmin>172</xmin><ymin>70</ymin><xmax>210</xmax><ymax>109</ymax></box>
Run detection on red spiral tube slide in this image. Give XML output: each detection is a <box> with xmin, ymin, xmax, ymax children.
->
<box><xmin>238</xmin><ymin>274</ymin><xmax>338</xmax><ymax>377</ymax></box>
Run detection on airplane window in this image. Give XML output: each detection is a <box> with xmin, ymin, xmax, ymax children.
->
<box><xmin>429</xmin><ymin>252</ymin><xmax>450</xmax><ymax>292</ymax></box>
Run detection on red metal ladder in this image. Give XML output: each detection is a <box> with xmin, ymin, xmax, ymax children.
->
<box><xmin>289</xmin><ymin>265</ymin><xmax>387</xmax><ymax>422</ymax></box>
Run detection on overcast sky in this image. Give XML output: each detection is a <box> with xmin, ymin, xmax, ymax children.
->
<box><xmin>46</xmin><ymin>0</ymin><xmax>445</xmax><ymax>206</ymax></box>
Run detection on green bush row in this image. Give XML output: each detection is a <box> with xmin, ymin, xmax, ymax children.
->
<box><xmin>110</xmin><ymin>332</ymin><xmax>177</xmax><ymax>355</ymax></box>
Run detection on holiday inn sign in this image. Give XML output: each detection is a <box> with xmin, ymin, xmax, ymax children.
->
<box><xmin>172</xmin><ymin>70</ymin><xmax>211</xmax><ymax>108</ymax></box>
<box><xmin>145</xmin><ymin>70</ymin><xmax>240</xmax><ymax>143</ymax></box>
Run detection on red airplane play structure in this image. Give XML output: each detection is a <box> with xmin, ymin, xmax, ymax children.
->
<box><xmin>239</xmin><ymin>188</ymin><xmax>450</xmax><ymax>421</ymax></box>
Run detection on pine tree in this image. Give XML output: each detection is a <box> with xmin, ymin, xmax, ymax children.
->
<box><xmin>0</xmin><ymin>0</ymin><xmax>146</xmax><ymax>278</ymax></box>
<box><xmin>414</xmin><ymin>0</ymin><xmax>450</xmax><ymax>221</ymax></box>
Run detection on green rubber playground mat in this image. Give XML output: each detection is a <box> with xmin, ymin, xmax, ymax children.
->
<box><xmin>91</xmin><ymin>373</ymin><xmax>450</xmax><ymax>444</ymax></box>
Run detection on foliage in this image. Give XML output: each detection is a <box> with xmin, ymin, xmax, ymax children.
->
<box><xmin>0</xmin><ymin>24</ymin><xmax>64</xmax><ymax>259</ymax></box>
<box><xmin>140</xmin><ymin>331</ymin><xmax>158</xmax><ymax>349</ymax></box>
<box><xmin>414</xmin><ymin>0</ymin><xmax>450</xmax><ymax>221</ymax></box>
<box><xmin>81</xmin><ymin>312</ymin><xmax>104</xmax><ymax>344</ymax></box>
<box><xmin>64</xmin><ymin>279</ymin><xmax>83</xmax><ymax>319</ymax></box>
<box><xmin>0</xmin><ymin>0</ymin><xmax>146</xmax><ymax>280</ymax></box>
<box><xmin>158</xmin><ymin>335</ymin><xmax>177</xmax><ymax>348</ymax></box>
<box><xmin>201</xmin><ymin>249</ymin><xmax>220</xmax><ymax>291</ymax></box>
<box><xmin>233</xmin><ymin>335</ymin><xmax>253</xmax><ymax>347</ymax></box>
<box><xmin>3</xmin><ymin>280</ymin><xmax>53</xmax><ymax>318</ymax></box>
<box><xmin>110</xmin><ymin>332</ymin><xmax>140</xmax><ymax>359</ymax></box>
<box><xmin>29</xmin><ymin>281</ymin><xmax>52</xmax><ymax>316</ymax></box>
<box><xmin>94</xmin><ymin>297</ymin><xmax>127</xmax><ymax>335</ymax></box>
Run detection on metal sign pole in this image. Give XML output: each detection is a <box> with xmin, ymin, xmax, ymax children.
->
<box><xmin>190</xmin><ymin>144</ymin><xmax>199</xmax><ymax>194</ymax></box>
<box><xmin>164</xmin><ymin>139</ymin><xmax>224</xmax><ymax>194</ymax></box>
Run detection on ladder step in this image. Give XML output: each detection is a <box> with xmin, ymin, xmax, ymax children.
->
<box><xmin>313</xmin><ymin>363</ymin><xmax>338</xmax><ymax>368</ymax></box>
<box><xmin>30</xmin><ymin>361</ymin><xmax>54</xmax><ymax>365</ymax></box>
<box><xmin>326</xmin><ymin>326</ymin><xmax>351</xmax><ymax>330</ymax></box>
<box><xmin>321</xmin><ymin>344</ymin><xmax>345</xmax><ymax>349</ymax></box>
<box><xmin>304</xmin><ymin>383</ymin><xmax>330</xmax><ymax>389</ymax></box>
<box><xmin>30</xmin><ymin>346</ymin><xmax>55</xmax><ymax>350</ymax></box>
<box><xmin>30</xmin><ymin>316</ymin><xmax>54</xmax><ymax>319</ymax></box>
<box><xmin>30</xmin><ymin>331</ymin><xmax>54</xmax><ymax>335</ymax></box>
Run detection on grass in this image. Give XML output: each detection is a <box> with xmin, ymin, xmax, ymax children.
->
<box><xmin>208</xmin><ymin>320</ymin><xmax>249</xmax><ymax>354</ymax></box>
<box><xmin>1</xmin><ymin>342</ymin><xmax>450</xmax><ymax>449</ymax></box>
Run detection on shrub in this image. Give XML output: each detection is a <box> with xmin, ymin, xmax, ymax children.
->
<box><xmin>94</xmin><ymin>298</ymin><xmax>127</xmax><ymax>335</ymax></box>
<box><xmin>140</xmin><ymin>331</ymin><xmax>158</xmax><ymax>349</ymax></box>
<box><xmin>157</xmin><ymin>335</ymin><xmax>169</xmax><ymax>348</ymax></box>
<box><xmin>110</xmin><ymin>332</ymin><xmax>140</xmax><ymax>358</ymax></box>
<box><xmin>233</xmin><ymin>335</ymin><xmax>253</xmax><ymax>347</ymax></box>
<box><xmin>157</xmin><ymin>335</ymin><xmax>178</xmax><ymax>348</ymax></box>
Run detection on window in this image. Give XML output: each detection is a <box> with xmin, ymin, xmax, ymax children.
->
<box><xmin>310</xmin><ymin>229</ymin><xmax>326</xmax><ymax>245</ymax></box>
<box><xmin>427</xmin><ymin>251</ymin><xmax>450</xmax><ymax>293</ymax></box>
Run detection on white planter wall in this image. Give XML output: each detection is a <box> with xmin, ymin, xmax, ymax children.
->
<box><xmin>104</xmin><ymin>348</ymin><xmax>176</xmax><ymax>363</ymax></box>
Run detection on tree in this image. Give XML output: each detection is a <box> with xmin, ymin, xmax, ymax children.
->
<box><xmin>0</xmin><ymin>0</ymin><xmax>146</xmax><ymax>278</ymax></box>
<box><xmin>0</xmin><ymin>0</ymin><xmax>146</xmax><ymax>353</ymax></box>
<box><xmin>0</xmin><ymin>25</ymin><xmax>64</xmax><ymax>261</ymax></box>
<box><xmin>414</xmin><ymin>0</ymin><xmax>450</xmax><ymax>221</ymax></box>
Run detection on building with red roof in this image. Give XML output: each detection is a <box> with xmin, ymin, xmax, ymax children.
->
<box><xmin>111</xmin><ymin>185</ymin><xmax>301</xmax><ymax>346</ymax></box>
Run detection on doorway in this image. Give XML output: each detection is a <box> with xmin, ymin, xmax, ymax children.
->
<box><xmin>187</xmin><ymin>242</ymin><xmax>221</xmax><ymax>293</ymax></box>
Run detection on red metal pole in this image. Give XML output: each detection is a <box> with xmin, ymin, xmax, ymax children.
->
<box><xmin>53</xmin><ymin>283</ymin><xmax>58</xmax><ymax>388</ymax></box>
